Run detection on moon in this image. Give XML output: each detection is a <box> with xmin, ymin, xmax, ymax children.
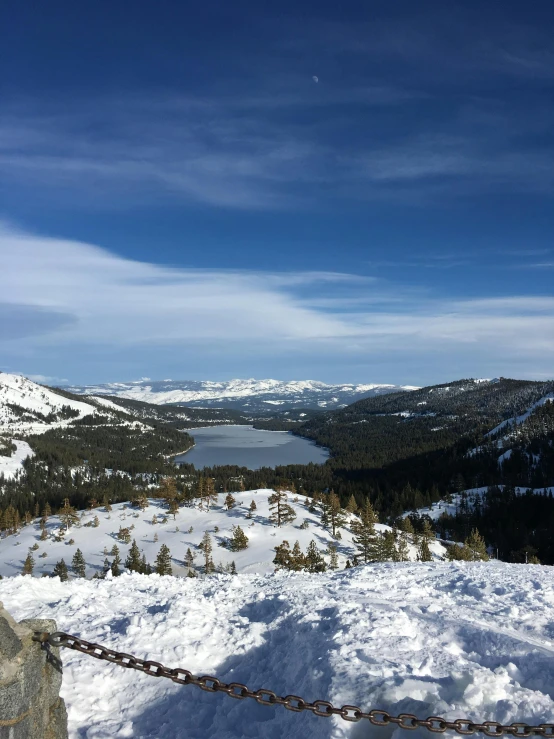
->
<box><xmin>312</xmin><ymin>75</ymin><xmax>319</xmax><ymax>83</ymax></box>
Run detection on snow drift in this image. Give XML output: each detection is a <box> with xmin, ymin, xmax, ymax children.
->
<box><xmin>1</xmin><ymin>562</ymin><xmax>553</xmax><ymax>739</ymax></box>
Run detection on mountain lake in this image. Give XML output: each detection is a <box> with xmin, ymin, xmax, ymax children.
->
<box><xmin>174</xmin><ymin>425</ymin><xmax>329</xmax><ymax>470</ymax></box>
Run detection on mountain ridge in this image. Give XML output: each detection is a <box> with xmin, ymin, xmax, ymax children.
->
<box><xmin>64</xmin><ymin>377</ymin><xmax>419</xmax><ymax>412</ymax></box>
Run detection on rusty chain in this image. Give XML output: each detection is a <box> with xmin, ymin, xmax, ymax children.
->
<box><xmin>34</xmin><ymin>631</ymin><xmax>553</xmax><ymax>737</ymax></box>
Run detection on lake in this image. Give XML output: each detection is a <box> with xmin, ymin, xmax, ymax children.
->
<box><xmin>174</xmin><ymin>425</ymin><xmax>329</xmax><ymax>470</ymax></box>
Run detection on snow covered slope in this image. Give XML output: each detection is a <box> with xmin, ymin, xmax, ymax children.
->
<box><xmin>2</xmin><ymin>562</ymin><xmax>553</xmax><ymax>739</ymax></box>
<box><xmin>0</xmin><ymin>440</ymin><xmax>34</xmax><ymax>480</ymax></box>
<box><xmin>0</xmin><ymin>491</ymin><xmax>445</xmax><ymax>578</ymax></box>
<box><xmin>0</xmin><ymin>372</ymin><xmax>97</xmax><ymax>433</ymax></box>
<box><xmin>67</xmin><ymin>377</ymin><xmax>418</xmax><ymax>411</ymax></box>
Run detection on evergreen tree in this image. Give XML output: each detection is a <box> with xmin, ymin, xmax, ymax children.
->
<box><xmin>53</xmin><ymin>559</ymin><xmax>68</xmax><ymax>581</ymax></box>
<box><xmin>141</xmin><ymin>554</ymin><xmax>152</xmax><ymax>575</ymax></box>
<box><xmin>40</xmin><ymin>523</ymin><xmax>48</xmax><ymax>541</ymax></box>
<box><xmin>381</xmin><ymin>530</ymin><xmax>397</xmax><ymax>561</ymax></box>
<box><xmin>93</xmin><ymin>515</ymin><xmax>100</xmax><ymax>528</ymax></box>
<box><xmin>42</xmin><ymin>502</ymin><xmax>52</xmax><ymax>521</ymax></box>
<box><xmin>464</xmin><ymin>528</ymin><xmax>489</xmax><ymax>561</ymax></box>
<box><xmin>396</xmin><ymin>533</ymin><xmax>411</xmax><ymax>562</ymax></box>
<box><xmin>418</xmin><ymin>538</ymin><xmax>433</xmax><ymax>562</ymax></box>
<box><xmin>229</xmin><ymin>560</ymin><xmax>237</xmax><ymax>575</ymax></box>
<box><xmin>224</xmin><ymin>493</ymin><xmax>236</xmax><ymax>510</ymax></box>
<box><xmin>23</xmin><ymin>552</ymin><xmax>34</xmax><ymax>575</ymax></box>
<box><xmin>118</xmin><ymin>527</ymin><xmax>131</xmax><ymax>544</ymax></box>
<box><xmin>229</xmin><ymin>525</ymin><xmax>249</xmax><ymax>551</ymax></box>
<box><xmin>103</xmin><ymin>495</ymin><xmax>112</xmax><ymax>512</ymax></box>
<box><xmin>159</xmin><ymin>476</ymin><xmax>178</xmax><ymax>505</ymax></box>
<box><xmin>111</xmin><ymin>546</ymin><xmax>122</xmax><ymax>577</ymax></box>
<box><xmin>327</xmin><ymin>491</ymin><xmax>347</xmax><ymax>536</ymax></box>
<box><xmin>268</xmin><ymin>489</ymin><xmax>296</xmax><ymax>527</ymax></box>
<box><xmin>273</xmin><ymin>540</ymin><xmax>292</xmax><ymax>570</ymax></box>
<box><xmin>59</xmin><ymin>498</ymin><xmax>79</xmax><ymax>530</ymax></box>
<box><xmin>71</xmin><ymin>548</ymin><xmax>86</xmax><ymax>577</ymax></box>
<box><xmin>346</xmin><ymin>495</ymin><xmax>358</xmax><ymax>514</ymax></box>
<box><xmin>290</xmin><ymin>541</ymin><xmax>306</xmax><ymax>571</ymax></box>
<box><xmin>168</xmin><ymin>499</ymin><xmax>179</xmax><ymax>520</ymax></box>
<box><xmin>155</xmin><ymin>544</ymin><xmax>173</xmax><ymax>576</ymax></box>
<box><xmin>246</xmin><ymin>500</ymin><xmax>257</xmax><ymax>519</ymax></box>
<box><xmin>304</xmin><ymin>540</ymin><xmax>327</xmax><ymax>573</ymax></box>
<box><xmin>328</xmin><ymin>543</ymin><xmax>339</xmax><ymax>570</ymax></box>
<box><xmin>125</xmin><ymin>540</ymin><xmax>143</xmax><ymax>573</ymax></box>
<box><xmin>201</xmin><ymin>531</ymin><xmax>214</xmax><ymax>574</ymax></box>
<box><xmin>351</xmin><ymin>500</ymin><xmax>379</xmax><ymax>563</ymax></box>
<box><xmin>184</xmin><ymin>547</ymin><xmax>195</xmax><ymax>570</ymax></box>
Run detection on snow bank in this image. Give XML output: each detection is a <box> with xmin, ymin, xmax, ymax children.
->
<box><xmin>1</xmin><ymin>562</ymin><xmax>553</xmax><ymax>738</ymax></box>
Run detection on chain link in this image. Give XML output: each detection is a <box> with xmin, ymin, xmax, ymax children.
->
<box><xmin>35</xmin><ymin>631</ymin><xmax>554</xmax><ymax>737</ymax></box>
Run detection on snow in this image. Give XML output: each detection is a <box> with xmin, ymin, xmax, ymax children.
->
<box><xmin>67</xmin><ymin>378</ymin><xmax>419</xmax><ymax>406</ymax></box>
<box><xmin>1</xmin><ymin>562</ymin><xmax>554</xmax><ymax>738</ymax></box>
<box><xmin>0</xmin><ymin>491</ymin><xmax>446</xmax><ymax>579</ymax></box>
<box><xmin>0</xmin><ymin>440</ymin><xmax>34</xmax><ymax>480</ymax></box>
<box><xmin>0</xmin><ymin>372</ymin><xmax>97</xmax><ymax>434</ymax></box>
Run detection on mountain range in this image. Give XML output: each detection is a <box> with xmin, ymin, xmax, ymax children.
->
<box><xmin>65</xmin><ymin>378</ymin><xmax>418</xmax><ymax>412</ymax></box>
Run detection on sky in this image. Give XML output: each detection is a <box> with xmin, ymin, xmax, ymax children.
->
<box><xmin>1</xmin><ymin>0</ymin><xmax>553</xmax><ymax>386</ymax></box>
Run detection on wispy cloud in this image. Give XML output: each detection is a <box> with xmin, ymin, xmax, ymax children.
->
<box><xmin>1</xmin><ymin>223</ymin><xmax>553</xmax><ymax>380</ymax></box>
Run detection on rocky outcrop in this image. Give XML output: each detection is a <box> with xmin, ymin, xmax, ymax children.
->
<box><xmin>0</xmin><ymin>603</ymin><xmax>67</xmax><ymax>739</ymax></box>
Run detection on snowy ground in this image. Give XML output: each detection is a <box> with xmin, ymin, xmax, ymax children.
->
<box><xmin>0</xmin><ymin>439</ymin><xmax>34</xmax><ymax>480</ymax></box>
<box><xmin>0</xmin><ymin>491</ymin><xmax>447</xmax><ymax>578</ymax></box>
<box><xmin>1</xmin><ymin>562</ymin><xmax>554</xmax><ymax>739</ymax></box>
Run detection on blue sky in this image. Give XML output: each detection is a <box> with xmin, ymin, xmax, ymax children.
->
<box><xmin>1</xmin><ymin>0</ymin><xmax>553</xmax><ymax>386</ymax></box>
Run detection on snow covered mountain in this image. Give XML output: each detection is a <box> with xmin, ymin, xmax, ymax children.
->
<box><xmin>0</xmin><ymin>372</ymin><xmax>99</xmax><ymax>433</ymax></box>
<box><xmin>66</xmin><ymin>377</ymin><xmax>418</xmax><ymax>411</ymax></box>
<box><xmin>0</xmin><ymin>490</ymin><xmax>446</xmax><ymax>579</ymax></box>
<box><xmin>2</xmin><ymin>561</ymin><xmax>553</xmax><ymax>739</ymax></box>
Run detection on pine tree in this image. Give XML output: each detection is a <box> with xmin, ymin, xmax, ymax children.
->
<box><xmin>71</xmin><ymin>548</ymin><xmax>86</xmax><ymax>577</ymax></box>
<box><xmin>125</xmin><ymin>540</ymin><xmax>143</xmax><ymax>573</ymax></box>
<box><xmin>102</xmin><ymin>495</ymin><xmax>112</xmax><ymax>512</ymax></box>
<box><xmin>418</xmin><ymin>538</ymin><xmax>433</xmax><ymax>562</ymax></box>
<box><xmin>42</xmin><ymin>502</ymin><xmax>52</xmax><ymax>521</ymax></box>
<box><xmin>268</xmin><ymin>489</ymin><xmax>296</xmax><ymax>527</ymax></box>
<box><xmin>304</xmin><ymin>540</ymin><xmax>327</xmax><ymax>573</ymax></box>
<box><xmin>23</xmin><ymin>552</ymin><xmax>34</xmax><ymax>575</ymax></box>
<box><xmin>141</xmin><ymin>554</ymin><xmax>152</xmax><ymax>574</ymax></box>
<box><xmin>53</xmin><ymin>559</ymin><xmax>68</xmax><ymax>581</ymax></box>
<box><xmin>201</xmin><ymin>532</ymin><xmax>214</xmax><ymax>574</ymax></box>
<box><xmin>159</xmin><ymin>476</ymin><xmax>178</xmax><ymax>505</ymax></box>
<box><xmin>155</xmin><ymin>544</ymin><xmax>173</xmax><ymax>576</ymax></box>
<box><xmin>290</xmin><ymin>541</ymin><xmax>306</xmax><ymax>571</ymax></box>
<box><xmin>346</xmin><ymin>495</ymin><xmax>358</xmax><ymax>514</ymax></box>
<box><xmin>40</xmin><ymin>523</ymin><xmax>48</xmax><ymax>541</ymax></box>
<box><xmin>34</xmin><ymin>502</ymin><xmax>40</xmax><ymax>519</ymax></box>
<box><xmin>229</xmin><ymin>525</ymin><xmax>249</xmax><ymax>552</ymax></box>
<box><xmin>118</xmin><ymin>527</ymin><xmax>131</xmax><ymax>544</ymax></box>
<box><xmin>59</xmin><ymin>498</ymin><xmax>79</xmax><ymax>530</ymax></box>
<box><xmin>184</xmin><ymin>547</ymin><xmax>195</xmax><ymax>570</ymax></box>
<box><xmin>273</xmin><ymin>540</ymin><xmax>292</xmax><ymax>570</ymax></box>
<box><xmin>168</xmin><ymin>499</ymin><xmax>179</xmax><ymax>520</ymax></box>
<box><xmin>381</xmin><ymin>530</ymin><xmax>397</xmax><ymax>561</ymax></box>
<box><xmin>201</xmin><ymin>478</ymin><xmax>218</xmax><ymax>511</ymax></box>
<box><xmin>464</xmin><ymin>528</ymin><xmax>489</xmax><ymax>561</ymax></box>
<box><xmin>93</xmin><ymin>515</ymin><xmax>100</xmax><ymax>528</ymax></box>
<box><xmin>327</xmin><ymin>491</ymin><xmax>347</xmax><ymax>537</ymax></box>
<box><xmin>396</xmin><ymin>533</ymin><xmax>411</xmax><ymax>562</ymax></box>
<box><xmin>224</xmin><ymin>493</ymin><xmax>236</xmax><ymax>510</ymax></box>
<box><xmin>328</xmin><ymin>543</ymin><xmax>339</xmax><ymax>570</ymax></box>
<box><xmin>229</xmin><ymin>561</ymin><xmax>237</xmax><ymax>575</ymax></box>
<box><xmin>111</xmin><ymin>546</ymin><xmax>122</xmax><ymax>577</ymax></box>
<box><xmin>351</xmin><ymin>500</ymin><xmax>379</xmax><ymax>563</ymax></box>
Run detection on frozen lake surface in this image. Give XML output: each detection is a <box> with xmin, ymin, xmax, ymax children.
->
<box><xmin>174</xmin><ymin>424</ymin><xmax>329</xmax><ymax>469</ymax></box>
